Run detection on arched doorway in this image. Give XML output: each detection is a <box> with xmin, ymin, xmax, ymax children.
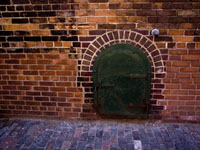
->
<box><xmin>93</xmin><ymin>44</ymin><xmax>151</xmax><ymax>119</ymax></box>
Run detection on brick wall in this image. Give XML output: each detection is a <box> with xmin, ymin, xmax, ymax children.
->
<box><xmin>0</xmin><ymin>0</ymin><xmax>200</xmax><ymax>122</ymax></box>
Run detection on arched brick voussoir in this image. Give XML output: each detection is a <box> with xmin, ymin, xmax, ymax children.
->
<box><xmin>139</xmin><ymin>37</ymin><xmax>148</xmax><ymax>46</ymax></box>
<box><xmin>81</xmin><ymin>30</ymin><xmax>166</xmax><ymax>76</ymax></box>
<box><xmin>119</xmin><ymin>30</ymin><xmax>124</xmax><ymax>39</ymax></box>
<box><xmin>113</xmin><ymin>31</ymin><xmax>120</xmax><ymax>40</ymax></box>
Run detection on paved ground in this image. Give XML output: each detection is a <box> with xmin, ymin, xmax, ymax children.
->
<box><xmin>0</xmin><ymin>118</ymin><xmax>200</xmax><ymax>150</ymax></box>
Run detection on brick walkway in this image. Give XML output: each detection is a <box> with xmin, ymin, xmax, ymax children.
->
<box><xmin>0</xmin><ymin>118</ymin><xmax>200</xmax><ymax>150</ymax></box>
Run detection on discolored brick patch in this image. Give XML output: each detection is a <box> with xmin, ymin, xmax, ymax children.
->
<box><xmin>0</xmin><ymin>118</ymin><xmax>200</xmax><ymax>150</ymax></box>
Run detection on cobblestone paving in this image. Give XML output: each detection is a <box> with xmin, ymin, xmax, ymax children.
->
<box><xmin>0</xmin><ymin>118</ymin><xmax>200</xmax><ymax>150</ymax></box>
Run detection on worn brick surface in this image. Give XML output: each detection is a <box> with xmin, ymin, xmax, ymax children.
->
<box><xmin>0</xmin><ymin>119</ymin><xmax>200</xmax><ymax>150</ymax></box>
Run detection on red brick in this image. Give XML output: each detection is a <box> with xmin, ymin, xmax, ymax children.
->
<box><xmin>17</xmin><ymin>86</ymin><xmax>32</xmax><ymax>90</ymax></box>
<box><xmin>73</xmin><ymin>108</ymin><xmax>81</xmax><ymax>112</ymax></box>
<box><xmin>50</xmin><ymin>97</ymin><xmax>66</xmax><ymax>102</ymax></box>
<box><xmin>26</xmin><ymin>91</ymin><xmax>40</xmax><ymax>96</ymax></box>
<box><xmin>182</xmin><ymin>56</ymin><xmax>200</xmax><ymax>61</ymax></box>
<box><xmin>13</xmin><ymin>110</ymin><xmax>27</xmax><ymax>114</ymax></box>
<box><xmin>193</xmin><ymin>79</ymin><xmax>200</xmax><ymax>84</ymax></box>
<box><xmin>29</xmin><ymin>65</ymin><xmax>44</xmax><ymax>70</ymax></box>
<box><xmin>34</xmin><ymin>87</ymin><xmax>49</xmax><ymax>91</ymax></box>
<box><xmin>5</xmin><ymin>60</ymin><xmax>20</xmax><ymax>64</ymax></box>
<box><xmin>179</xmin><ymin>79</ymin><xmax>193</xmax><ymax>84</ymax></box>
<box><xmin>40</xmin><ymin>71</ymin><xmax>55</xmax><ymax>75</ymax></box>
<box><xmin>50</xmin><ymin>87</ymin><xmax>65</xmax><ymax>92</ymax></box>
<box><xmin>23</xmin><ymin>71</ymin><xmax>38</xmax><ymax>75</ymax></box>
<box><xmin>7</xmin><ymin>70</ymin><xmax>22</xmax><ymax>75</ymax></box>
<box><xmin>2</xmin><ymin>86</ymin><xmax>17</xmax><ymax>90</ymax></box>
<box><xmin>3</xmin><ymin>96</ymin><xmax>17</xmax><ymax>100</ymax></box>
<box><xmin>58</xmin><ymin>93</ymin><xmax>73</xmax><ymax>97</ymax></box>
<box><xmin>37</xmin><ymin>60</ymin><xmax>53</xmax><ymax>64</ymax></box>
<box><xmin>56</xmin><ymin>82</ymin><xmax>71</xmax><ymax>86</ymax></box>
<box><xmin>95</xmin><ymin>10</ymin><xmax>115</xmax><ymax>16</ymax></box>
<box><xmin>68</xmin><ymin>98</ymin><xmax>82</xmax><ymax>103</ymax></box>
<box><xmin>27</xmin><ymin>54</ymin><xmax>43</xmax><ymax>59</ymax></box>
<box><xmin>192</xmin><ymin>74</ymin><xmax>200</xmax><ymax>78</ymax></box>
<box><xmin>170</xmin><ymin>90</ymin><xmax>188</xmax><ymax>95</ymax></box>
<box><xmin>13</xmin><ymin>65</ymin><xmax>28</xmax><ymax>70</ymax></box>
<box><xmin>10</xmin><ymin>54</ymin><xmax>26</xmax><ymax>59</ymax></box>
<box><xmin>177</xmin><ymin>43</ymin><xmax>186</xmax><ymax>48</ymax></box>
<box><xmin>174</xmin><ymin>36</ymin><xmax>193</xmax><ymax>42</ymax></box>
<box><xmin>0</xmin><ymin>99</ymin><xmax>9</xmax><ymax>104</ymax></box>
<box><xmin>41</xmin><ymin>102</ymin><xmax>56</xmax><ymax>106</ymax></box>
<box><xmin>31</xmin><ymin>106</ymin><xmax>40</xmax><ymax>111</ymax></box>
<box><xmin>63</xmin><ymin>65</ymin><xmax>77</xmax><ymax>71</ymax></box>
<box><xmin>69</xmin><ymin>77</ymin><xmax>77</xmax><ymax>81</ymax></box>
<box><xmin>169</xmin><ymin>50</ymin><xmax>187</xmax><ymax>55</ymax></box>
<box><xmin>171</xmin><ymin>79</ymin><xmax>179</xmax><ymax>84</ymax></box>
<box><xmin>10</xmin><ymin>76</ymin><xmax>18</xmax><ymax>80</ymax></box>
<box><xmin>32</xmin><ymin>106</ymin><xmax>39</xmax><ymax>111</ymax></box>
<box><xmin>28</xmin><ymin>111</ymin><xmax>42</xmax><ymax>115</ymax></box>
<box><xmin>137</xmin><ymin>10</ymin><xmax>156</xmax><ymax>16</ymax></box>
<box><xmin>172</xmin><ymin>61</ymin><xmax>190</xmax><ymax>67</ymax></box>
<box><xmin>44</xmin><ymin>54</ymin><xmax>60</xmax><ymax>59</ymax></box>
<box><xmin>168</xmin><ymin>101</ymin><xmax>185</xmax><ymax>106</ymax></box>
<box><xmin>88</xmin><ymin>17</ymin><xmax>107</xmax><ymax>23</ymax></box>
<box><xmin>178</xmin><ymin>106</ymin><xmax>194</xmax><ymax>111</ymax></box>
<box><xmin>80</xmin><ymin>113</ymin><xmax>96</xmax><ymax>118</ymax></box>
<box><xmin>178</xmin><ymin>96</ymin><xmax>195</xmax><ymax>100</ymax></box>
<box><xmin>10</xmin><ymin>101</ymin><xmax>25</xmax><ymax>105</ymax></box>
<box><xmin>8</xmin><ymin>81</ymin><xmax>22</xmax><ymax>85</ymax></box>
<box><xmin>62</xmin><ymin>112</ymin><xmax>79</xmax><ymax>117</ymax></box>
<box><xmin>180</xmin><ymin>68</ymin><xmax>199</xmax><ymax>72</ymax></box>
<box><xmin>154</xmin><ymin>84</ymin><xmax>165</xmax><ymax>88</ymax></box>
<box><xmin>67</xmin><ymin>88</ymin><xmax>83</xmax><ymax>92</ymax></box>
<box><xmin>43</xmin><ymin>112</ymin><xmax>58</xmax><ymax>116</ymax></box>
<box><xmin>181</xmin><ymin>84</ymin><xmax>196</xmax><ymax>89</ymax></box>
<box><xmin>58</xmin><ymin>103</ymin><xmax>71</xmax><ymax>107</ymax></box>
<box><xmin>167</xmin><ymin>67</ymin><xmax>179</xmax><ymax>72</ymax></box>
<box><xmin>188</xmin><ymin>50</ymin><xmax>200</xmax><ymax>55</ymax></box>
<box><xmin>46</xmin><ymin>65</ymin><xmax>62</xmax><ymax>70</ymax></box>
<box><xmin>166</xmin><ymin>84</ymin><xmax>180</xmax><ymax>89</ymax></box>
<box><xmin>40</xmin><ymin>82</ymin><xmax>55</xmax><ymax>86</ymax></box>
<box><xmin>0</xmin><ymin>54</ymin><xmax>9</xmax><ymax>59</ymax></box>
<box><xmin>176</xmin><ymin>73</ymin><xmax>190</xmax><ymax>78</ymax></box>
<box><xmin>75</xmin><ymin>93</ymin><xmax>83</xmax><ymax>98</ymax></box>
<box><xmin>53</xmin><ymin>60</ymin><xmax>70</xmax><ymax>65</ymax></box>
<box><xmin>56</xmin><ymin>71</ymin><xmax>72</xmax><ymax>76</ymax></box>
<box><xmin>24</xmin><ymin>81</ymin><xmax>38</xmax><ymax>85</ymax></box>
<box><xmin>34</xmin><ymin>97</ymin><xmax>49</xmax><ymax>101</ymax></box>
<box><xmin>191</xmin><ymin>61</ymin><xmax>200</xmax><ymax>67</ymax></box>
<box><xmin>0</xmin><ymin>91</ymin><xmax>9</xmax><ymax>95</ymax></box>
<box><xmin>40</xmin><ymin>107</ymin><xmax>47</xmax><ymax>111</ymax></box>
<box><xmin>21</xmin><ymin>60</ymin><xmax>36</xmax><ymax>64</ymax></box>
<box><xmin>0</xmin><ymin>81</ymin><xmax>7</xmax><ymax>85</ymax></box>
<box><xmin>48</xmin><ymin>107</ymin><xmax>55</xmax><ymax>111</ymax></box>
<box><xmin>42</xmin><ymin>92</ymin><xmax>57</xmax><ymax>96</ymax></box>
<box><xmin>0</xmin><ymin>71</ymin><xmax>6</xmax><ymax>75</ymax></box>
<box><xmin>0</xmin><ymin>65</ymin><xmax>12</xmax><ymax>69</ymax></box>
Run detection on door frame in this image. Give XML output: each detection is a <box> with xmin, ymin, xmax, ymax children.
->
<box><xmin>93</xmin><ymin>44</ymin><xmax>152</xmax><ymax>119</ymax></box>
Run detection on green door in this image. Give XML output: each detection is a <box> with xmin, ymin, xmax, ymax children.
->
<box><xmin>93</xmin><ymin>44</ymin><xmax>151</xmax><ymax>119</ymax></box>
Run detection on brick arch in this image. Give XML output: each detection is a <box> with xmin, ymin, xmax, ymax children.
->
<box><xmin>79</xmin><ymin>30</ymin><xmax>167</xmax><ymax>119</ymax></box>
<box><xmin>81</xmin><ymin>30</ymin><xmax>165</xmax><ymax>77</ymax></box>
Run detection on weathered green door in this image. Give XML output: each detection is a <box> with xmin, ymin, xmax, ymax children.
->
<box><xmin>93</xmin><ymin>44</ymin><xmax>151</xmax><ymax>119</ymax></box>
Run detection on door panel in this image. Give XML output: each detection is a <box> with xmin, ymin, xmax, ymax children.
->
<box><xmin>93</xmin><ymin>44</ymin><xmax>151</xmax><ymax>119</ymax></box>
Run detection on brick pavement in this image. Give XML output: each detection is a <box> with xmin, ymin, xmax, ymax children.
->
<box><xmin>0</xmin><ymin>118</ymin><xmax>200</xmax><ymax>150</ymax></box>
